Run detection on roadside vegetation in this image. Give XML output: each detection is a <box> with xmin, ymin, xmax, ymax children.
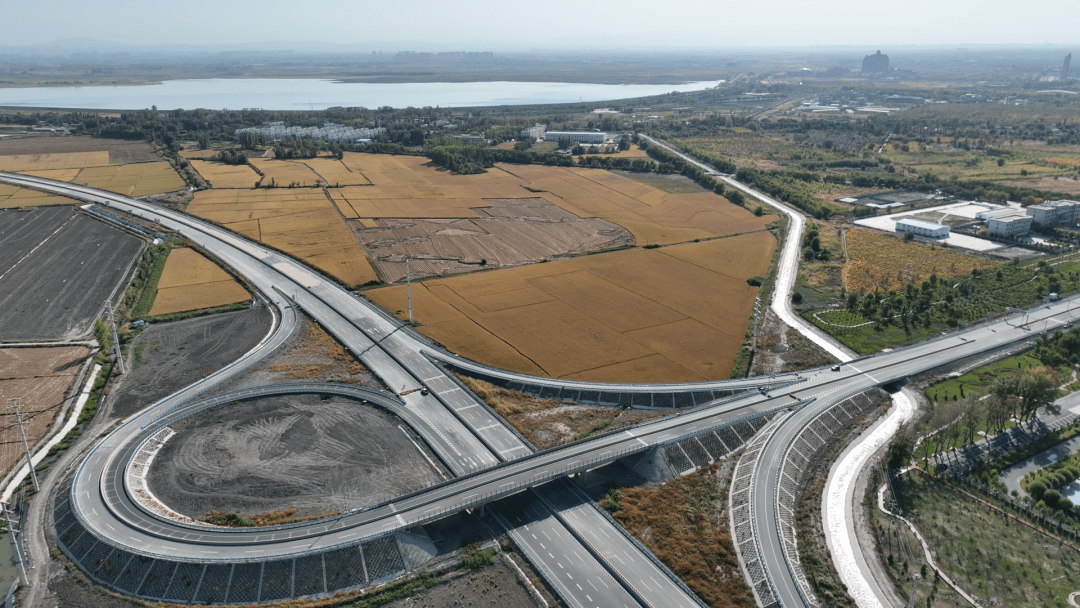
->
<box><xmin>880</xmin><ymin>470</ymin><xmax>1080</xmax><ymax>608</ymax></box>
<box><xmin>600</xmin><ymin>463</ymin><xmax>755</xmax><ymax>608</ymax></box>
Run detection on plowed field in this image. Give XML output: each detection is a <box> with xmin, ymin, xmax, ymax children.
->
<box><xmin>148</xmin><ymin>248</ymin><xmax>250</xmax><ymax>315</ymax></box>
<box><xmin>366</xmin><ymin>231</ymin><xmax>776</xmax><ymax>382</ymax></box>
<box><xmin>0</xmin><ymin>346</ymin><xmax>91</xmax><ymax>477</ymax></box>
<box><xmin>186</xmin><ymin>189</ymin><xmax>377</xmax><ymax>286</ymax></box>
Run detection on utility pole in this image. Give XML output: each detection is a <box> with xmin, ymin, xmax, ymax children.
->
<box><xmin>1</xmin><ymin>503</ymin><xmax>26</xmax><ymax>585</ymax></box>
<box><xmin>406</xmin><ymin>258</ymin><xmax>414</xmax><ymax>325</ymax></box>
<box><xmin>107</xmin><ymin>306</ymin><xmax>124</xmax><ymax>375</ymax></box>
<box><xmin>8</xmin><ymin>399</ymin><xmax>39</xmax><ymax>493</ymax></box>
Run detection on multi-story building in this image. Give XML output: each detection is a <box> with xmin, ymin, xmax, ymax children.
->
<box><xmin>544</xmin><ymin>131</ymin><xmax>608</xmax><ymax>145</ymax></box>
<box><xmin>986</xmin><ymin>213</ymin><xmax>1033</xmax><ymax>238</ymax></box>
<box><xmin>896</xmin><ymin>218</ymin><xmax>949</xmax><ymax>238</ymax></box>
<box><xmin>520</xmin><ymin>124</ymin><xmax>546</xmax><ymax>140</ymax></box>
<box><xmin>1026</xmin><ymin>200</ymin><xmax>1080</xmax><ymax>227</ymax></box>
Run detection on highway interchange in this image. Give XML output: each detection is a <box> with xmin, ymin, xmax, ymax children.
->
<box><xmin>5</xmin><ymin>169</ymin><xmax>1080</xmax><ymax>608</ymax></box>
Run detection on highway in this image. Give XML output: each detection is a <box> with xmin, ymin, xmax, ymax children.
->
<box><xmin>8</xmin><ymin>171</ymin><xmax>1080</xmax><ymax>608</ymax></box>
<box><xmin>1</xmin><ymin>172</ymin><xmax>707</xmax><ymax>607</ymax></box>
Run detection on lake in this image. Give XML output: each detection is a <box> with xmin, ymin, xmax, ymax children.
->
<box><xmin>0</xmin><ymin>78</ymin><xmax>723</xmax><ymax>111</ymax></box>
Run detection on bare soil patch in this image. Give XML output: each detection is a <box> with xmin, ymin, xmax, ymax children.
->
<box><xmin>147</xmin><ymin>393</ymin><xmax>448</xmax><ymax>521</ymax></box>
<box><xmin>0</xmin><ymin>209</ymin><xmax>142</xmax><ymax>341</ymax></box>
<box><xmin>221</xmin><ymin>314</ymin><xmax>383</xmax><ymax>391</ymax></box>
<box><xmin>459</xmin><ymin>376</ymin><xmax>670</xmax><ymax>450</ymax></box>
<box><xmin>0</xmin><ymin>136</ymin><xmax>161</xmax><ymax>163</ymax></box>
<box><xmin>352</xmin><ymin>197</ymin><xmax>633</xmax><ymax>283</ymax></box>
<box><xmin>109</xmin><ymin>305</ymin><xmax>272</xmax><ymax>420</ymax></box>
<box><xmin>997</xmin><ymin>175</ymin><xmax>1080</xmax><ymax>196</ymax></box>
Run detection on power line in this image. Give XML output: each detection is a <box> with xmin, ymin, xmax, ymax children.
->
<box><xmin>7</xmin><ymin>398</ymin><xmax>39</xmax><ymax>493</ymax></box>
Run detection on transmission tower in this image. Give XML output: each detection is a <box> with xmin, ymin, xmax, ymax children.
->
<box><xmin>107</xmin><ymin>306</ymin><xmax>124</xmax><ymax>375</ymax></box>
<box><xmin>406</xmin><ymin>258</ymin><xmax>414</xmax><ymax>325</ymax></box>
<box><xmin>8</xmin><ymin>398</ymin><xmax>39</xmax><ymax>493</ymax></box>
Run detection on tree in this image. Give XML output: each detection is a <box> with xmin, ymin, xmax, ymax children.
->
<box><xmin>558</xmin><ymin>135</ymin><xmax>574</xmax><ymax>150</ymax></box>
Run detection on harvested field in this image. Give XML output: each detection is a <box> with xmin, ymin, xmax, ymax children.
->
<box><xmin>148</xmin><ymin>248</ymin><xmax>250</xmax><ymax>316</ymax></box>
<box><xmin>602</xmin><ymin>462</ymin><xmax>755</xmax><ymax>608</ymax></box>
<box><xmin>248</xmin><ymin>158</ymin><xmax>321</xmax><ymax>187</ymax></box>
<box><xmin>0</xmin><ymin>184</ymin><xmax>76</xmax><ymax>209</ymax></box>
<box><xmin>366</xmin><ymin>231</ymin><xmax>775</xmax><ymax>382</ymax></box>
<box><xmin>0</xmin><ymin>151</ymin><xmax>109</xmax><ymax>172</ymax></box>
<box><xmin>147</xmin><ymin>393</ymin><xmax>448</xmax><ymax>520</ymax></box>
<box><xmin>460</xmin><ymin>377</ymin><xmax>669</xmax><ymax>449</ymax></box>
<box><xmin>186</xmin><ymin>189</ymin><xmax>378</xmax><ymax>286</ymax></box>
<box><xmin>330</xmin><ymin>154</ymin><xmax>770</xmax><ymax>247</ymax></box>
<box><xmin>70</xmin><ymin>162</ymin><xmax>184</xmax><ymax>196</ymax></box>
<box><xmin>110</xmin><ymin>306</ymin><xmax>273</xmax><ymax>420</ymax></box>
<box><xmin>301</xmin><ymin>157</ymin><xmax>371</xmax><ymax>186</ymax></box>
<box><xmin>188</xmin><ymin>160</ymin><xmax>261</xmax><ymax>189</ymax></box>
<box><xmin>0</xmin><ymin>208</ymin><xmax>143</xmax><ymax>341</ymax></box>
<box><xmin>0</xmin><ymin>346</ymin><xmax>91</xmax><ymax>478</ymax></box>
<box><xmin>352</xmin><ymin>197</ymin><xmax>633</xmax><ymax>283</ymax></box>
<box><xmin>507</xmin><ymin>164</ymin><xmax>776</xmax><ymax>245</ymax></box>
<box><xmin>0</xmin><ymin>136</ymin><xmax>160</xmax><ymax>163</ymax></box>
<box><xmin>843</xmin><ymin>228</ymin><xmax>999</xmax><ymax>294</ymax></box>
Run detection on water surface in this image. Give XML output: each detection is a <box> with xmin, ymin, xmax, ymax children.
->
<box><xmin>0</xmin><ymin>78</ymin><xmax>722</xmax><ymax>110</ymax></box>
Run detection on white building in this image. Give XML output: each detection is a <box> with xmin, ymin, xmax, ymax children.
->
<box><xmin>1026</xmin><ymin>200</ymin><xmax>1080</xmax><ymax>227</ymax></box>
<box><xmin>544</xmin><ymin>131</ymin><xmax>608</xmax><ymax>145</ymax></box>
<box><xmin>896</xmin><ymin>218</ymin><xmax>950</xmax><ymax>238</ymax></box>
<box><xmin>520</xmin><ymin>123</ymin><xmax>546</xmax><ymax>140</ymax></box>
<box><xmin>986</xmin><ymin>213</ymin><xmax>1033</xmax><ymax>238</ymax></box>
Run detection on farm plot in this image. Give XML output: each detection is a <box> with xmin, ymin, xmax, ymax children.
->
<box><xmin>0</xmin><ymin>346</ymin><xmax>92</xmax><ymax>478</ymax></box>
<box><xmin>186</xmin><ymin>189</ymin><xmax>377</xmax><ymax>286</ymax></box>
<box><xmin>248</xmin><ymin>158</ymin><xmax>321</xmax><ymax>187</ymax></box>
<box><xmin>843</xmin><ymin>228</ymin><xmax>999</xmax><ymax>294</ymax></box>
<box><xmin>188</xmin><ymin>160</ymin><xmax>262</xmax><ymax>189</ymax></box>
<box><xmin>506</xmin><ymin>164</ymin><xmax>776</xmax><ymax>245</ymax></box>
<box><xmin>148</xmin><ymin>248</ymin><xmax>250</xmax><ymax>316</ymax></box>
<box><xmin>0</xmin><ymin>184</ymin><xmax>76</xmax><ymax>209</ymax></box>
<box><xmin>0</xmin><ymin>151</ymin><xmax>109</xmax><ymax>172</ymax></box>
<box><xmin>366</xmin><ymin>231</ymin><xmax>775</xmax><ymax>382</ymax></box>
<box><xmin>352</xmin><ymin>197</ymin><xmax>633</xmax><ymax>283</ymax></box>
<box><xmin>67</xmin><ymin>162</ymin><xmax>184</xmax><ymax>196</ymax></box>
<box><xmin>0</xmin><ymin>209</ymin><xmax>143</xmax><ymax>340</ymax></box>
<box><xmin>299</xmin><ymin>157</ymin><xmax>371</xmax><ymax>186</ymax></box>
<box><xmin>0</xmin><ymin>136</ymin><xmax>161</xmax><ymax>163</ymax></box>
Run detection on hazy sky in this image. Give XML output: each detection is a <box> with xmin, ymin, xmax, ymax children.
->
<box><xmin>4</xmin><ymin>0</ymin><xmax>1076</xmax><ymax>49</ymax></box>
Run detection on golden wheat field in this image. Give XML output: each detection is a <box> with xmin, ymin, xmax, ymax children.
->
<box><xmin>326</xmin><ymin>153</ymin><xmax>770</xmax><ymax>247</ymax></box>
<box><xmin>366</xmin><ymin>231</ymin><xmax>775</xmax><ymax>382</ymax></box>
<box><xmin>300</xmin><ymin>158</ymin><xmax>371</xmax><ymax>186</ymax></box>
<box><xmin>186</xmin><ymin>189</ymin><xmax>378</xmax><ymax>286</ymax></box>
<box><xmin>0</xmin><ymin>346</ymin><xmax>91</xmax><ymax>477</ymax></box>
<box><xmin>248</xmin><ymin>158</ymin><xmax>321</xmax><ymax>187</ymax></box>
<box><xmin>189</xmin><ymin>160</ymin><xmax>262</xmax><ymax>189</ymax></box>
<box><xmin>148</xmin><ymin>248</ymin><xmax>250</xmax><ymax>316</ymax></box>
<box><xmin>65</xmin><ymin>162</ymin><xmax>185</xmax><ymax>196</ymax></box>
<box><xmin>0</xmin><ymin>184</ymin><xmax>76</xmax><ymax>208</ymax></box>
<box><xmin>842</xmin><ymin>228</ymin><xmax>999</xmax><ymax>294</ymax></box>
<box><xmin>0</xmin><ymin>151</ymin><xmax>110</xmax><ymax>171</ymax></box>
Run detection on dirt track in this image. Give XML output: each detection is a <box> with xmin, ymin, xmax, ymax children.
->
<box><xmin>109</xmin><ymin>305</ymin><xmax>272</xmax><ymax>420</ymax></box>
<box><xmin>0</xmin><ymin>209</ymin><xmax>143</xmax><ymax>341</ymax></box>
<box><xmin>147</xmin><ymin>394</ymin><xmax>448</xmax><ymax>520</ymax></box>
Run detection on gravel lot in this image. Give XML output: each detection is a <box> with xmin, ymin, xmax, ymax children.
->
<box><xmin>109</xmin><ymin>305</ymin><xmax>272</xmax><ymax>420</ymax></box>
<box><xmin>148</xmin><ymin>393</ymin><xmax>449</xmax><ymax>520</ymax></box>
<box><xmin>0</xmin><ymin>209</ymin><xmax>142</xmax><ymax>341</ymax></box>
